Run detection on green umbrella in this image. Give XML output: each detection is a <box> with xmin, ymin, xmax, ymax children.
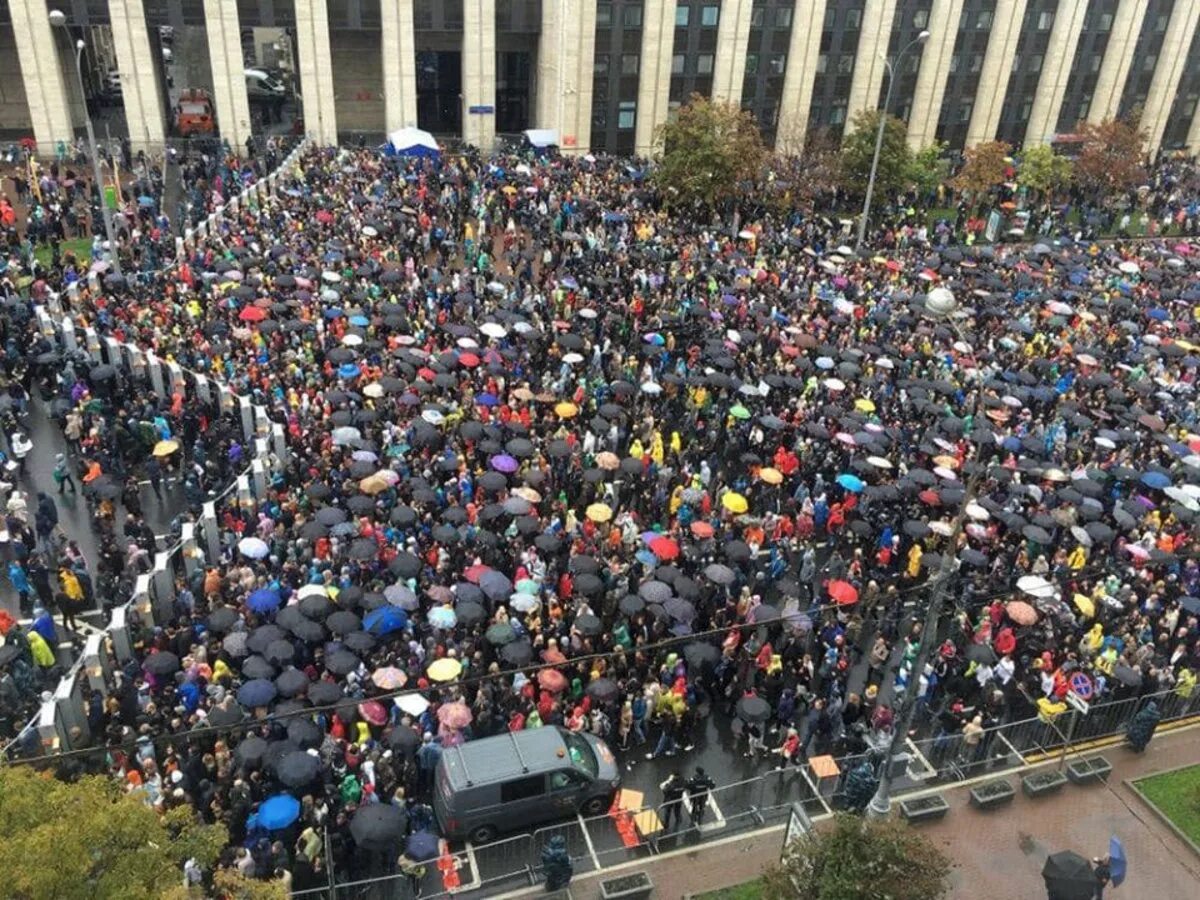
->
<box><xmin>730</xmin><ymin>404</ymin><xmax>751</xmax><ymax>420</ymax></box>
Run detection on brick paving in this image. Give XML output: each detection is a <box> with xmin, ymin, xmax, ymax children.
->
<box><xmin>497</xmin><ymin>724</ymin><xmax>1200</xmax><ymax>900</ymax></box>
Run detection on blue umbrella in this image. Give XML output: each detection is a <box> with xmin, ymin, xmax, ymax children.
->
<box><xmin>1141</xmin><ymin>471</ymin><xmax>1171</xmax><ymax>489</ymax></box>
<box><xmin>406</xmin><ymin>830</ymin><xmax>441</xmax><ymax>861</ymax></box>
<box><xmin>475</xmin><ymin>392</ymin><xmax>498</xmax><ymax>407</ymax></box>
<box><xmin>349</xmin><ymin>315</ymin><xmax>370</xmax><ymax>327</ymax></box>
<box><xmin>1147</xmin><ymin>308</ymin><xmax>1169</xmax><ymax>321</ymax></box>
<box><xmin>257</xmin><ymin>793</ymin><xmax>301</xmax><ymax>830</ymax></box>
<box><xmin>247</xmin><ymin>589</ymin><xmax>282</xmax><ymax>614</ymax></box>
<box><xmin>428</xmin><ymin>606</ymin><xmax>457</xmax><ymax>629</ymax></box>
<box><xmin>363</xmin><ymin>606</ymin><xmax>409</xmax><ymax>636</ymax></box>
<box><xmin>1109</xmin><ymin>836</ymin><xmax>1126</xmax><ymax>886</ymax></box>
<box><xmin>237</xmin><ymin>678</ymin><xmax>278</xmax><ymax>708</ymax></box>
<box><xmin>836</xmin><ymin>473</ymin><xmax>864</xmax><ymax>493</ymax></box>
<box><xmin>338</xmin><ymin>363</ymin><xmax>361</xmax><ymax>379</ymax></box>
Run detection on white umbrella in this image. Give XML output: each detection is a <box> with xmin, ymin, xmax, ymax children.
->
<box><xmin>297</xmin><ymin>584</ymin><xmax>329</xmax><ymax>599</ymax></box>
<box><xmin>239</xmin><ymin>537</ymin><xmax>269</xmax><ymax>559</ymax></box>
<box><xmin>396</xmin><ymin>693</ymin><xmax>430</xmax><ymax>716</ymax></box>
<box><xmin>480</xmin><ymin>322</ymin><xmax>507</xmax><ymax>339</ymax></box>
<box><xmin>1017</xmin><ymin>575</ymin><xmax>1056</xmax><ymax>599</ymax></box>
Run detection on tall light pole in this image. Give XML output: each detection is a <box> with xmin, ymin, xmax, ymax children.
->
<box><xmin>49</xmin><ymin>8</ymin><xmax>122</xmax><ymax>275</ymax></box>
<box><xmin>855</xmin><ymin>30</ymin><xmax>929</xmax><ymax>252</ymax></box>
<box><xmin>867</xmin><ymin>287</ymin><xmax>982</xmax><ymax>818</ymax></box>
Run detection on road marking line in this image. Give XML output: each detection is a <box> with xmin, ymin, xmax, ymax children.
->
<box><xmin>577</xmin><ymin>813</ymin><xmax>602</xmax><ymax>870</ymax></box>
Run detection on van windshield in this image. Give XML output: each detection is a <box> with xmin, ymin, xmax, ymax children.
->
<box><xmin>562</xmin><ymin>731</ymin><xmax>598</xmax><ymax>778</ymax></box>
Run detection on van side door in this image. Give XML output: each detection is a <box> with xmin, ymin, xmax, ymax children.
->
<box><xmin>499</xmin><ymin>773</ymin><xmax>553</xmax><ymax>825</ymax></box>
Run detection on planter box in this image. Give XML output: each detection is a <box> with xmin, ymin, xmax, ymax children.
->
<box><xmin>969</xmin><ymin>779</ymin><xmax>1016</xmax><ymax>810</ymax></box>
<box><xmin>1022</xmin><ymin>770</ymin><xmax>1068</xmax><ymax>798</ymax></box>
<box><xmin>1066</xmin><ymin>756</ymin><xmax>1112</xmax><ymax>785</ymax></box>
<box><xmin>899</xmin><ymin>794</ymin><xmax>950</xmax><ymax>823</ymax></box>
<box><xmin>600</xmin><ymin>871</ymin><xmax>654</xmax><ymax>900</ymax></box>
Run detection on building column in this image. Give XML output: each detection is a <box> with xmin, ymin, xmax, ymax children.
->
<box><xmin>1143</xmin><ymin>0</ymin><xmax>1200</xmax><ymax>157</ymax></box>
<box><xmin>1024</xmin><ymin>0</ymin><xmax>1087</xmax><ymax>146</ymax></box>
<box><xmin>293</xmin><ymin>0</ymin><xmax>338</xmax><ymax>145</ymax></box>
<box><xmin>777</xmin><ymin>0</ymin><xmax>827</xmax><ymax>154</ymax></box>
<box><xmin>847</xmin><ymin>0</ymin><xmax>898</xmax><ymax>121</ymax></box>
<box><xmin>110</xmin><ymin>0</ymin><xmax>166</xmax><ymax>153</ymax></box>
<box><xmin>908</xmin><ymin>0</ymin><xmax>963</xmax><ymax>148</ymax></box>
<box><xmin>966</xmin><ymin>0</ymin><xmax>1028</xmax><ymax>146</ymax></box>
<box><xmin>536</xmin><ymin>0</ymin><xmax>597</xmax><ymax>154</ymax></box>
<box><xmin>380</xmin><ymin>0</ymin><xmax>418</xmax><ymax>130</ymax></box>
<box><xmin>9</xmin><ymin>0</ymin><xmax>73</xmax><ymax>155</ymax></box>
<box><xmin>1186</xmin><ymin>90</ymin><xmax>1200</xmax><ymax>153</ymax></box>
<box><xmin>203</xmin><ymin>0</ymin><xmax>253</xmax><ymax>150</ymax></box>
<box><xmin>635</xmin><ymin>0</ymin><xmax>678</xmax><ymax>155</ymax></box>
<box><xmin>712</xmin><ymin>0</ymin><xmax>754</xmax><ymax>105</ymax></box>
<box><xmin>462</xmin><ymin>0</ymin><xmax>496</xmax><ymax>150</ymax></box>
<box><xmin>1088</xmin><ymin>0</ymin><xmax>1147</xmax><ymax>124</ymax></box>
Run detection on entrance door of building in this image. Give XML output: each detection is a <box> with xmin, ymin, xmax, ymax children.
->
<box><xmin>417</xmin><ymin>50</ymin><xmax>461</xmax><ymax>137</ymax></box>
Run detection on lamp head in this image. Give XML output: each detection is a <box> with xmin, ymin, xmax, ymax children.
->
<box><xmin>924</xmin><ymin>287</ymin><xmax>957</xmax><ymax>318</ymax></box>
<box><xmin>917</xmin><ymin>30</ymin><xmax>931</xmax><ymax>44</ymax></box>
<box><xmin>76</xmin><ymin>39</ymin><xmax>86</xmax><ymax>51</ymax></box>
<box><xmin>48</xmin><ymin>9</ymin><xmax>67</xmax><ymax>27</ymax></box>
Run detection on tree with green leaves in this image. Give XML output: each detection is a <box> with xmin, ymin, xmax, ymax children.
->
<box><xmin>652</xmin><ymin>94</ymin><xmax>768</xmax><ymax>215</ymax></box>
<box><xmin>839</xmin><ymin>110</ymin><xmax>913</xmax><ymax>200</ymax></box>
<box><xmin>0</xmin><ymin>765</ymin><xmax>277</xmax><ymax>900</ymax></box>
<box><xmin>763</xmin><ymin>813</ymin><xmax>952</xmax><ymax>900</ymax></box>
<box><xmin>907</xmin><ymin>142</ymin><xmax>949</xmax><ymax>197</ymax></box>
<box><xmin>1017</xmin><ymin>144</ymin><xmax>1073</xmax><ymax>197</ymax></box>
<box><xmin>952</xmin><ymin>140</ymin><xmax>1011</xmax><ymax>199</ymax></box>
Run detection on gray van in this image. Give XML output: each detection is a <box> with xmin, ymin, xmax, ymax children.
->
<box><xmin>434</xmin><ymin>727</ymin><xmax>621</xmax><ymax>843</ymax></box>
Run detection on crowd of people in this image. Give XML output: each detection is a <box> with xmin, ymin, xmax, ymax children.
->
<box><xmin>1</xmin><ymin>139</ymin><xmax>1200</xmax><ymax>895</ymax></box>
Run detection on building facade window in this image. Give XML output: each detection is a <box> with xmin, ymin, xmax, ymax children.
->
<box><xmin>701</xmin><ymin>6</ymin><xmax>719</xmax><ymax>27</ymax></box>
<box><xmin>618</xmin><ymin>101</ymin><xmax>636</xmax><ymax>129</ymax></box>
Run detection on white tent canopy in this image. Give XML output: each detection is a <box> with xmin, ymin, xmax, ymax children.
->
<box><xmin>523</xmin><ymin>128</ymin><xmax>559</xmax><ymax>148</ymax></box>
<box><xmin>386</xmin><ymin>127</ymin><xmax>440</xmax><ymax>156</ymax></box>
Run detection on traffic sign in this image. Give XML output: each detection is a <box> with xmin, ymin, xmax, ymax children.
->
<box><xmin>1069</xmin><ymin>671</ymin><xmax>1094</xmax><ymax>701</ymax></box>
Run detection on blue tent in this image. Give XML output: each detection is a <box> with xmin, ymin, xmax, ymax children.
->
<box><xmin>384</xmin><ymin>127</ymin><xmax>440</xmax><ymax>159</ymax></box>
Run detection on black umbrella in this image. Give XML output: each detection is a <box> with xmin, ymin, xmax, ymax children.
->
<box><xmin>308</xmin><ymin>680</ymin><xmax>344</xmax><ymax>705</ymax></box>
<box><xmin>585</xmin><ymin>677</ymin><xmax>620</xmax><ymax>703</ymax></box>
<box><xmin>206</xmin><ymin>607</ymin><xmax>239</xmax><ymax>633</ymax></box>
<box><xmin>276</xmin><ymin>750</ymin><xmax>321</xmax><ymax>787</ymax></box>
<box><xmin>264</xmin><ymin>639</ymin><xmax>296</xmax><ymax>666</ymax></box>
<box><xmin>241</xmin><ymin>655</ymin><xmax>276</xmax><ymax>680</ymax></box>
<box><xmin>351</xmin><ymin>803</ymin><xmax>408</xmax><ymax>851</ymax></box>
<box><xmin>387</xmin><ymin>725</ymin><xmax>422</xmax><ymax>755</ymax></box>
<box><xmin>326</xmin><ymin>650</ymin><xmax>361</xmax><ymax>676</ymax></box>
<box><xmin>574</xmin><ymin>614</ymin><xmax>602</xmax><ymax>635</ymax></box>
<box><xmin>247</xmin><ymin>624</ymin><xmax>287</xmax><ymax>655</ymax></box>
<box><xmin>234</xmin><ymin>734</ymin><xmax>269</xmax><ymax>766</ymax></box>
<box><xmin>1042</xmin><ymin>850</ymin><xmax>1097</xmax><ymax>900</ymax></box>
<box><xmin>619</xmin><ymin>594</ymin><xmax>645</xmax><ymax>616</ymax></box>
<box><xmin>144</xmin><ymin>651</ymin><xmax>181</xmax><ymax>677</ymax></box>
<box><xmin>326</xmin><ymin>610</ymin><xmax>362</xmax><ymax>635</ymax></box>
<box><xmin>275</xmin><ymin>668</ymin><xmax>311</xmax><ymax>698</ymax></box>
<box><xmin>299</xmin><ymin>594</ymin><xmax>333</xmax><ymax>620</ymax></box>
<box><xmin>287</xmin><ymin>718</ymin><xmax>323</xmax><ymax>749</ymax></box>
<box><xmin>500</xmin><ymin>639</ymin><xmax>534</xmax><ymax>666</ymax></box>
<box><xmin>735</xmin><ymin>695</ymin><xmax>770</xmax><ymax>723</ymax></box>
<box><xmin>343</xmin><ymin>631</ymin><xmax>377</xmax><ymax>654</ymax></box>
<box><xmin>684</xmin><ymin>642</ymin><xmax>720</xmax><ymax>669</ymax></box>
<box><xmin>966</xmin><ymin>644</ymin><xmax>998</xmax><ymax>665</ymax></box>
<box><xmin>205</xmin><ymin>701</ymin><xmax>245</xmax><ymax>728</ymax></box>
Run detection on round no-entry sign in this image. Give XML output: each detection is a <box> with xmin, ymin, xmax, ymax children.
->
<box><xmin>1070</xmin><ymin>671</ymin><xmax>1094</xmax><ymax>700</ymax></box>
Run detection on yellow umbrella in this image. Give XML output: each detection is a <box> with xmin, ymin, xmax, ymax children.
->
<box><xmin>359</xmin><ymin>474</ymin><xmax>390</xmax><ymax>495</ymax></box>
<box><xmin>586</xmin><ymin>502</ymin><xmax>613</xmax><ymax>523</ymax></box>
<box><xmin>854</xmin><ymin>398</ymin><xmax>876</xmax><ymax>413</ymax></box>
<box><xmin>152</xmin><ymin>439</ymin><xmax>180</xmax><ymax>458</ymax></box>
<box><xmin>502</xmin><ymin>185</ymin><xmax>517</xmax><ymax>195</ymax></box>
<box><xmin>722</xmin><ymin>492</ymin><xmax>749</xmax><ymax>514</ymax></box>
<box><xmin>933</xmin><ymin>455</ymin><xmax>960</xmax><ymax>470</ymax></box>
<box><xmin>759</xmin><ymin>467</ymin><xmax>783</xmax><ymax>485</ymax></box>
<box><xmin>427</xmin><ymin>658</ymin><xmax>462</xmax><ymax>682</ymax></box>
<box><xmin>555</xmin><ymin>402</ymin><xmax>579</xmax><ymax>419</ymax></box>
<box><xmin>1073</xmin><ymin>593</ymin><xmax>1095</xmax><ymax>618</ymax></box>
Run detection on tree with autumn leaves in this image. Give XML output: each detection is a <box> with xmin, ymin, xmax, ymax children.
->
<box><xmin>1073</xmin><ymin>116</ymin><xmax>1148</xmax><ymax>196</ymax></box>
<box><xmin>0</xmin><ymin>765</ymin><xmax>285</xmax><ymax>900</ymax></box>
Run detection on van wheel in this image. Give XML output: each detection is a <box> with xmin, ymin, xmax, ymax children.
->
<box><xmin>581</xmin><ymin>796</ymin><xmax>608</xmax><ymax>816</ymax></box>
<box><xmin>468</xmin><ymin>825</ymin><xmax>497</xmax><ymax>845</ymax></box>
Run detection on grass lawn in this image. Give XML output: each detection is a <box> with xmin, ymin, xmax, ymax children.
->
<box><xmin>33</xmin><ymin>237</ymin><xmax>92</xmax><ymax>268</ymax></box>
<box><xmin>694</xmin><ymin>880</ymin><xmax>763</xmax><ymax>900</ymax></box>
<box><xmin>1136</xmin><ymin>765</ymin><xmax>1200</xmax><ymax>844</ymax></box>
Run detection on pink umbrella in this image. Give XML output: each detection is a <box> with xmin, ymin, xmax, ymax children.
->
<box><xmin>437</xmin><ymin>701</ymin><xmax>473</xmax><ymax>729</ymax></box>
<box><xmin>537</xmin><ymin>669</ymin><xmax>567</xmax><ymax>693</ymax></box>
<box><xmin>359</xmin><ymin>700</ymin><xmax>388</xmax><ymax>726</ymax></box>
<box><xmin>372</xmin><ymin>667</ymin><xmax>407</xmax><ymax>690</ymax></box>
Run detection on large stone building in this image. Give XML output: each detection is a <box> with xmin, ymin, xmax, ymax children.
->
<box><xmin>6</xmin><ymin>0</ymin><xmax>1200</xmax><ymax>158</ymax></box>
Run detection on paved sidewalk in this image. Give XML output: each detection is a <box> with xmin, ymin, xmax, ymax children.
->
<box><xmin>499</xmin><ymin>723</ymin><xmax>1200</xmax><ymax>900</ymax></box>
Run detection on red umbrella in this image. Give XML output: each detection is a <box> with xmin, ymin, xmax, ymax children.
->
<box><xmin>239</xmin><ymin>306</ymin><xmax>267</xmax><ymax>322</ymax></box>
<box><xmin>359</xmin><ymin>700</ymin><xmax>388</xmax><ymax>726</ymax></box>
<box><xmin>537</xmin><ymin>669</ymin><xmax>567</xmax><ymax>693</ymax></box>
<box><xmin>464</xmin><ymin>564</ymin><xmax>491</xmax><ymax>584</ymax></box>
<box><xmin>1005</xmin><ymin>601</ymin><xmax>1038</xmax><ymax>626</ymax></box>
<box><xmin>919</xmin><ymin>489</ymin><xmax>942</xmax><ymax>506</ymax></box>
<box><xmin>828</xmin><ymin>580</ymin><xmax>859</xmax><ymax>605</ymax></box>
<box><xmin>458</xmin><ymin>352</ymin><xmax>481</xmax><ymax>368</ymax></box>
<box><xmin>690</xmin><ymin>521</ymin><xmax>714</xmax><ymax>538</ymax></box>
<box><xmin>995</xmin><ymin>627</ymin><xmax>1017</xmax><ymax>655</ymax></box>
<box><xmin>649</xmin><ymin>536</ymin><xmax>680</xmax><ymax>560</ymax></box>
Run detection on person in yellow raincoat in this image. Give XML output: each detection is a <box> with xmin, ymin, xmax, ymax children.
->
<box><xmin>669</xmin><ymin>485</ymin><xmax>684</xmax><ymax>517</ymax></box>
<box><xmin>629</xmin><ymin>437</ymin><xmax>644</xmax><ymax>460</ymax></box>
<box><xmin>1067</xmin><ymin>544</ymin><xmax>1087</xmax><ymax>570</ymax></box>
<box><xmin>650</xmin><ymin>432</ymin><xmax>664</xmax><ymax>466</ymax></box>
<box><xmin>670</xmin><ymin>431</ymin><xmax>681</xmax><ymax>458</ymax></box>
<box><xmin>1175</xmin><ymin>668</ymin><xmax>1196</xmax><ymax>699</ymax></box>
<box><xmin>906</xmin><ymin>543</ymin><xmax>923</xmax><ymax>578</ymax></box>
<box><xmin>1084</xmin><ymin>622</ymin><xmax>1104</xmax><ymax>654</ymax></box>
<box><xmin>27</xmin><ymin>629</ymin><xmax>56</xmax><ymax>667</ymax></box>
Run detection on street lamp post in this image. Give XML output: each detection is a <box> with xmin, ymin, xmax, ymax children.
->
<box><xmin>49</xmin><ymin>8</ymin><xmax>122</xmax><ymax>275</ymax></box>
<box><xmin>867</xmin><ymin>287</ymin><xmax>982</xmax><ymax>818</ymax></box>
<box><xmin>854</xmin><ymin>30</ymin><xmax>929</xmax><ymax>252</ymax></box>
